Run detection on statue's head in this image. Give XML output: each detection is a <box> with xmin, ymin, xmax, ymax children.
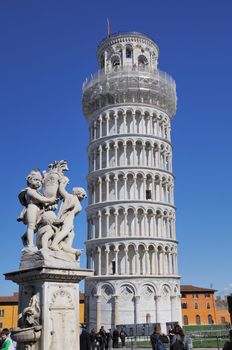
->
<box><xmin>72</xmin><ymin>187</ymin><xmax>87</xmax><ymax>200</ymax></box>
<box><xmin>48</xmin><ymin>160</ymin><xmax>69</xmax><ymax>174</ymax></box>
<box><xmin>26</xmin><ymin>170</ymin><xmax>43</xmax><ymax>189</ymax></box>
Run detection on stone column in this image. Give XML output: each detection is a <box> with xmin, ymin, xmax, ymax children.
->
<box><xmin>114</xmin><ymin>212</ymin><xmax>117</xmax><ymax>237</ymax></box>
<box><xmin>92</xmin><ymin>217</ymin><xmax>96</xmax><ymax>239</ymax></box>
<box><xmin>86</xmin><ymin>249</ymin><xmax>91</xmax><ymax>269</ymax></box>
<box><xmin>155</xmin><ymin>295</ymin><xmax>161</xmax><ymax>323</ymax></box>
<box><xmin>132</xmin><ymin>113</ymin><xmax>136</xmax><ymax>133</ymax></box>
<box><xmin>93</xmin><ymin>150</ymin><xmax>96</xmax><ymax>171</ymax></box>
<box><xmin>99</xmin><ymin>145</ymin><xmax>102</xmax><ymax>169</ymax></box>
<box><xmin>99</xmin><ymin>116</ymin><xmax>103</xmax><ymax>138</ymax></box>
<box><xmin>106</xmin><ymin>175</ymin><xmax>109</xmax><ymax>201</ymax></box>
<box><xmin>123</xmin><ymin>113</ymin><xmax>127</xmax><ymax>133</ymax></box>
<box><xmin>134</xmin><ymin>295</ymin><xmax>140</xmax><ymax>325</ymax></box>
<box><xmin>170</xmin><ymin>296</ymin><xmax>176</xmax><ymax>322</ymax></box>
<box><xmin>141</xmin><ymin>114</ymin><xmax>145</xmax><ymax>134</ymax></box>
<box><xmin>169</xmin><ymin>153</ymin><xmax>173</xmax><ymax>172</ymax></box>
<box><xmin>142</xmin><ymin>176</ymin><xmax>146</xmax><ymax>200</ymax></box>
<box><xmin>142</xmin><ymin>143</ymin><xmax>145</xmax><ymax>165</ymax></box>
<box><xmin>133</xmin><ymin>175</ymin><xmax>137</xmax><ymax>200</ymax></box>
<box><xmin>114</xmin><ymin>295</ymin><xmax>119</xmax><ymax>327</ymax></box>
<box><xmin>153</xmin><ymin>215</ymin><xmax>156</xmax><ymax>237</ymax></box>
<box><xmin>106</xmin><ymin>114</ymin><xmax>110</xmax><ymax>135</ymax></box>
<box><xmin>106</xmin><ymin>248</ymin><xmax>109</xmax><ymax>275</ymax></box>
<box><xmin>123</xmin><ymin>176</ymin><xmax>127</xmax><ymax>200</ymax></box>
<box><xmin>114</xmin><ymin>145</ymin><xmax>118</xmax><ymax>166</ymax></box>
<box><xmin>92</xmin><ymin>183</ymin><xmax>96</xmax><ymax>205</ymax></box>
<box><xmin>93</xmin><ymin>121</ymin><xmax>97</xmax><ymax>140</ymax></box>
<box><xmin>132</xmin><ymin>143</ymin><xmax>136</xmax><ymax>164</ymax></box>
<box><xmin>106</xmin><ymin>210</ymin><xmax>110</xmax><ymax>236</ymax></box>
<box><xmin>124</xmin><ymin>212</ymin><xmax>128</xmax><ymax>236</ymax></box>
<box><xmin>96</xmin><ymin>295</ymin><xmax>101</xmax><ymax>331</ymax></box>
<box><xmin>98</xmin><ymin>177</ymin><xmax>102</xmax><ymax>202</ymax></box>
<box><xmin>123</xmin><ymin>142</ymin><xmax>127</xmax><ymax>165</ymax></box>
<box><xmin>154</xmin><ymin>249</ymin><xmax>158</xmax><ymax>274</ymax></box>
<box><xmin>154</xmin><ymin>118</ymin><xmax>158</xmax><ymax>135</ymax></box>
<box><xmin>133</xmin><ymin>212</ymin><xmax>137</xmax><ymax>237</ymax></box>
<box><xmin>106</xmin><ymin>144</ymin><xmax>109</xmax><ymax>168</ymax></box>
<box><xmin>98</xmin><ymin>247</ymin><xmax>101</xmax><ymax>276</ymax></box>
<box><xmin>168</xmin><ymin>125</ymin><xmax>171</xmax><ymax>141</ymax></box>
<box><xmin>114</xmin><ymin>114</ymin><xmax>117</xmax><ymax>134</ymax></box>
<box><xmin>114</xmin><ymin>176</ymin><xmax>118</xmax><ymax>200</ymax></box>
<box><xmin>150</xmin><ymin>250</ymin><xmax>153</xmax><ymax>274</ymax></box>
<box><xmin>174</xmin><ymin>253</ymin><xmax>178</xmax><ymax>275</ymax></box>
<box><xmin>159</xmin><ymin>252</ymin><xmax>163</xmax><ymax>274</ymax></box>
<box><xmin>125</xmin><ymin>248</ymin><xmax>128</xmax><ymax>275</ymax></box>
<box><xmin>135</xmin><ymin>249</ymin><xmax>139</xmax><ymax>275</ymax></box>
<box><xmin>92</xmin><ymin>251</ymin><xmax>95</xmax><ymax>272</ymax></box>
<box><xmin>144</xmin><ymin>213</ymin><xmax>148</xmax><ymax>237</ymax></box>
<box><xmin>145</xmin><ymin>249</ymin><xmax>149</xmax><ymax>274</ymax></box>
<box><xmin>115</xmin><ymin>248</ymin><xmax>119</xmax><ymax>275</ymax></box>
<box><xmin>151</xmin><ymin>146</ymin><xmax>154</xmax><ymax>167</ymax></box>
<box><xmin>98</xmin><ymin>211</ymin><xmax>102</xmax><ymax>239</ymax></box>
<box><xmin>157</xmin><ymin>148</ymin><xmax>160</xmax><ymax>168</ymax></box>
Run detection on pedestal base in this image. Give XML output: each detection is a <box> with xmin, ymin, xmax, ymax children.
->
<box><xmin>5</xmin><ymin>266</ymin><xmax>92</xmax><ymax>350</ymax></box>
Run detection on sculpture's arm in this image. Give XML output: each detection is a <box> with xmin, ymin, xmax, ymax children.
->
<box><xmin>27</xmin><ymin>188</ymin><xmax>56</xmax><ymax>204</ymax></box>
<box><xmin>58</xmin><ymin>180</ymin><xmax>69</xmax><ymax>199</ymax></box>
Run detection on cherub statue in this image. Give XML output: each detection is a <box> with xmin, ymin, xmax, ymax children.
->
<box><xmin>49</xmin><ymin>178</ymin><xmax>87</xmax><ymax>257</ymax></box>
<box><xmin>17</xmin><ymin>170</ymin><xmax>56</xmax><ymax>248</ymax></box>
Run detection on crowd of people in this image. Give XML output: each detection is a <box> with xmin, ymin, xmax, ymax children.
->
<box><xmin>80</xmin><ymin>325</ymin><xmax>127</xmax><ymax>350</ymax></box>
<box><xmin>1</xmin><ymin>323</ymin><xmax>232</xmax><ymax>350</ymax></box>
<box><xmin>150</xmin><ymin>324</ymin><xmax>189</xmax><ymax>350</ymax></box>
<box><xmin>81</xmin><ymin>322</ymin><xmax>232</xmax><ymax>350</ymax></box>
<box><xmin>150</xmin><ymin>324</ymin><xmax>232</xmax><ymax>350</ymax></box>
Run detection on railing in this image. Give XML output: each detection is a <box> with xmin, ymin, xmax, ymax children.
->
<box><xmin>82</xmin><ymin>66</ymin><xmax>176</xmax><ymax>93</ymax></box>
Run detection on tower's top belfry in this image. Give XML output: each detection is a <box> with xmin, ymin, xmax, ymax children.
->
<box><xmin>82</xmin><ymin>32</ymin><xmax>176</xmax><ymax>120</ymax></box>
<box><xmin>96</xmin><ymin>32</ymin><xmax>159</xmax><ymax>72</ymax></box>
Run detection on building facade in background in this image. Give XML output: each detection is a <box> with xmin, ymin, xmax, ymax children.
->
<box><xmin>0</xmin><ymin>293</ymin><xmax>18</xmax><ymax>330</ymax></box>
<box><xmin>181</xmin><ymin>285</ymin><xmax>230</xmax><ymax>326</ymax></box>
<box><xmin>82</xmin><ymin>32</ymin><xmax>181</xmax><ymax>331</ymax></box>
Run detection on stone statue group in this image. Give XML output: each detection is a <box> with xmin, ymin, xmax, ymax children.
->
<box><xmin>17</xmin><ymin>160</ymin><xmax>87</xmax><ymax>259</ymax></box>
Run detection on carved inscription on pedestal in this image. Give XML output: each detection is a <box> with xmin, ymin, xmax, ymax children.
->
<box><xmin>48</xmin><ymin>287</ymin><xmax>77</xmax><ymax>350</ymax></box>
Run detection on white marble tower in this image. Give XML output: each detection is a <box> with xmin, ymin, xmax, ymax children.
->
<box><xmin>82</xmin><ymin>32</ymin><xmax>181</xmax><ymax>332</ymax></box>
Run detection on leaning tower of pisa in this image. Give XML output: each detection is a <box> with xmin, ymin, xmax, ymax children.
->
<box><xmin>82</xmin><ymin>32</ymin><xmax>181</xmax><ymax>332</ymax></box>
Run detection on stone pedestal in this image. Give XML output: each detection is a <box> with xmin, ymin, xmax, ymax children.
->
<box><xmin>5</xmin><ymin>262</ymin><xmax>92</xmax><ymax>350</ymax></box>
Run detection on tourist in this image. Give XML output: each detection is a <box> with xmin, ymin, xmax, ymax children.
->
<box><xmin>95</xmin><ymin>331</ymin><xmax>104</xmax><ymax>350</ymax></box>
<box><xmin>1</xmin><ymin>328</ymin><xmax>13</xmax><ymax>350</ymax></box>
<box><xmin>150</xmin><ymin>325</ymin><xmax>169</xmax><ymax>350</ymax></box>
<box><xmin>105</xmin><ymin>329</ymin><xmax>113</xmax><ymax>350</ymax></box>
<box><xmin>119</xmin><ymin>327</ymin><xmax>127</xmax><ymax>348</ymax></box>
<box><xmin>169</xmin><ymin>325</ymin><xmax>185</xmax><ymax>350</ymax></box>
<box><xmin>99</xmin><ymin>326</ymin><xmax>106</xmax><ymax>349</ymax></box>
<box><xmin>223</xmin><ymin>330</ymin><xmax>232</xmax><ymax>350</ymax></box>
<box><xmin>80</xmin><ymin>325</ymin><xmax>91</xmax><ymax>350</ymax></box>
<box><xmin>90</xmin><ymin>328</ymin><xmax>97</xmax><ymax>350</ymax></box>
<box><xmin>112</xmin><ymin>328</ymin><xmax>119</xmax><ymax>348</ymax></box>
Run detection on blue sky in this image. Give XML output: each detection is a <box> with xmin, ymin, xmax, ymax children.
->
<box><xmin>1</xmin><ymin>0</ymin><xmax>232</xmax><ymax>295</ymax></box>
